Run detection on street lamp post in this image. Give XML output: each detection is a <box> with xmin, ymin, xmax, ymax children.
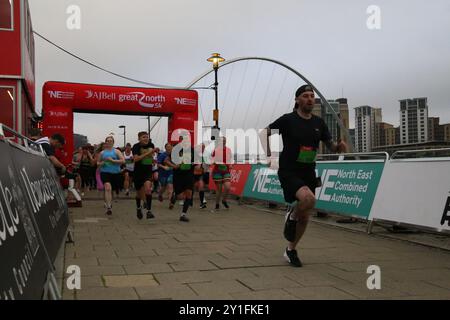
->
<box><xmin>119</xmin><ymin>125</ymin><xmax>126</xmax><ymax>148</ymax></box>
<box><xmin>207</xmin><ymin>53</ymin><xmax>225</xmax><ymax>140</ymax></box>
<box><xmin>139</xmin><ymin>116</ymin><xmax>151</xmax><ymax>134</ymax></box>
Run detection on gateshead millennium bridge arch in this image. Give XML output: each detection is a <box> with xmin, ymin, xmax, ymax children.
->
<box><xmin>186</xmin><ymin>56</ymin><xmax>354</xmax><ymax>152</ymax></box>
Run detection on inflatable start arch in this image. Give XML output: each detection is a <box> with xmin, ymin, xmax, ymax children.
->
<box><xmin>42</xmin><ymin>81</ymin><xmax>198</xmax><ymax>164</ymax></box>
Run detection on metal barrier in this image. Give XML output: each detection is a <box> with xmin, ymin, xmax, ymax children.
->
<box><xmin>0</xmin><ymin>124</ymin><xmax>46</xmax><ymax>156</ymax></box>
<box><xmin>317</xmin><ymin>152</ymin><xmax>389</xmax><ymax>162</ymax></box>
<box><xmin>316</xmin><ymin>152</ymin><xmax>389</xmax><ymax>233</ymax></box>
<box><xmin>369</xmin><ymin>147</ymin><xmax>450</xmax><ymax>235</ymax></box>
<box><xmin>240</xmin><ymin>152</ymin><xmax>389</xmax><ymax>233</ymax></box>
<box><xmin>391</xmin><ymin>148</ymin><xmax>450</xmax><ymax>161</ymax></box>
<box><xmin>241</xmin><ymin>151</ymin><xmax>450</xmax><ymax>235</ymax></box>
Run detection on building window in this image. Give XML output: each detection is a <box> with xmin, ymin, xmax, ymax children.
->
<box><xmin>0</xmin><ymin>87</ymin><xmax>15</xmax><ymax>129</ymax></box>
<box><xmin>23</xmin><ymin>2</ymin><xmax>35</xmax><ymax>71</ymax></box>
<box><xmin>0</xmin><ymin>0</ymin><xmax>13</xmax><ymax>30</ymax></box>
<box><xmin>419</xmin><ymin>99</ymin><xmax>426</xmax><ymax>108</ymax></box>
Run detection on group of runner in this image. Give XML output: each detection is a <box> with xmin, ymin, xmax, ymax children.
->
<box><xmin>95</xmin><ymin>131</ymin><xmax>233</xmax><ymax>222</ymax></box>
<box><xmin>96</xmin><ymin>82</ymin><xmax>347</xmax><ymax>267</ymax></box>
<box><xmin>34</xmin><ymin>84</ymin><xmax>348</xmax><ymax>268</ymax></box>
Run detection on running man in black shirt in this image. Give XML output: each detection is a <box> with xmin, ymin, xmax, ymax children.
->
<box><xmin>132</xmin><ymin>131</ymin><xmax>155</xmax><ymax>220</ymax></box>
<box><xmin>260</xmin><ymin>85</ymin><xmax>347</xmax><ymax>267</ymax></box>
<box><xmin>169</xmin><ymin>137</ymin><xmax>195</xmax><ymax>222</ymax></box>
<box><xmin>193</xmin><ymin>143</ymin><xmax>208</xmax><ymax>209</ymax></box>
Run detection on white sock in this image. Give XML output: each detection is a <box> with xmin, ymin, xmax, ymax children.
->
<box><xmin>288</xmin><ymin>207</ymin><xmax>296</xmax><ymax>221</ymax></box>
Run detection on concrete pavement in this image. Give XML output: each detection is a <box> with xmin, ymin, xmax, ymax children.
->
<box><xmin>62</xmin><ymin>192</ymin><xmax>450</xmax><ymax>300</ymax></box>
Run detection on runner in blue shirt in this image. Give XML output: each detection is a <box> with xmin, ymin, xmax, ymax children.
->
<box><xmin>98</xmin><ymin>136</ymin><xmax>125</xmax><ymax>215</ymax></box>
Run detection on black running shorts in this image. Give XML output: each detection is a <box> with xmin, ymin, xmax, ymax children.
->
<box><xmin>278</xmin><ymin>168</ymin><xmax>318</xmax><ymax>204</ymax></box>
<box><xmin>100</xmin><ymin>172</ymin><xmax>122</xmax><ymax>191</ymax></box>
<box><xmin>134</xmin><ymin>170</ymin><xmax>153</xmax><ymax>190</ymax></box>
<box><xmin>173</xmin><ymin>170</ymin><xmax>194</xmax><ymax>195</ymax></box>
<box><xmin>194</xmin><ymin>174</ymin><xmax>203</xmax><ymax>183</ymax></box>
<box><xmin>124</xmin><ymin>169</ymin><xmax>134</xmax><ymax>179</ymax></box>
<box><xmin>202</xmin><ymin>172</ymin><xmax>210</xmax><ymax>185</ymax></box>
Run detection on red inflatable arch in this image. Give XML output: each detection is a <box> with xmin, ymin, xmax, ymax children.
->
<box><xmin>42</xmin><ymin>81</ymin><xmax>198</xmax><ymax>165</ymax></box>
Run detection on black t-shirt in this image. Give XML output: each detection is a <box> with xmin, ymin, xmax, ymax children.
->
<box><xmin>132</xmin><ymin>142</ymin><xmax>155</xmax><ymax>173</ymax></box>
<box><xmin>173</xmin><ymin>146</ymin><xmax>195</xmax><ymax>174</ymax></box>
<box><xmin>35</xmin><ymin>137</ymin><xmax>55</xmax><ymax>156</ymax></box>
<box><xmin>269</xmin><ymin>111</ymin><xmax>332</xmax><ymax>170</ymax></box>
<box><xmin>41</xmin><ymin>143</ymin><xmax>54</xmax><ymax>157</ymax></box>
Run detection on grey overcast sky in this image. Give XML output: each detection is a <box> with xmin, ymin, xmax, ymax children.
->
<box><xmin>29</xmin><ymin>0</ymin><xmax>450</xmax><ymax>147</ymax></box>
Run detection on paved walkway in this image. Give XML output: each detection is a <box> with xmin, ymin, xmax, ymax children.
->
<box><xmin>62</xmin><ymin>192</ymin><xmax>450</xmax><ymax>300</ymax></box>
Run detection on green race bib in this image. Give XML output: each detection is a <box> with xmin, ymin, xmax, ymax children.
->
<box><xmin>179</xmin><ymin>152</ymin><xmax>191</xmax><ymax>170</ymax></box>
<box><xmin>180</xmin><ymin>163</ymin><xmax>191</xmax><ymax>170</ymax></box>
<box><xmin>142</xmin><ymin>157</ymin><xmax>153</xmax><ymax>165</ymax></box>
<box><xmin>140</xmin><ymin>147</ymin><xmax>153</xmax><ymax>165</ymax></box>
<box><xmin>296</xmin><ymin>146</ymin><xmax>317</xmax><ymax>164</ymax></box>
<box><xmin>104</xmin><ymin>161</ymin><xmax>114</xmax><ymax>167</ymax></box>
<box><xmin>217</xmin><ymin>164</ymin><xmax>228</xmax><ymax>171</ymax></box>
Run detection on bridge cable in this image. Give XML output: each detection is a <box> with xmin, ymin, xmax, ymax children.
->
<box><xmin>229</xmin><ymin>60</ymin><xmax>249</xmax><ymax>129</ymax></box>
<box><xmin>269</xmin><ymin>69</ymin><xmax>289</xmax><ymax>123</ymax></box>
<box><xmin>255</xmin><ymin>63</ymin><xmax>276</xmax><ymax>130</ymax></box>
<box><xmin>242</xmin><ymin>61</ymin><xmax>263</xmax><ymax>129</ymax></box>
<box><xmin>34</xmin><ymin>31</ymin><xmax>206</xmax><ymax>90</ymax></box>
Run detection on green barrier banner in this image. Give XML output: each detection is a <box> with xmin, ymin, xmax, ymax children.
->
<box><xmin>243</xmin><ymin>165</ymin><xmax>285</xmax><ymax>203</ymax></box>
<box><xmin>315</xmin><ymin>162</ymin><xmax>384</xmax><ymax>218</ymax></box>
<box><xmin>243</xmin><ymin>162</ymin><xmax>385</xmax><ymax>219</ymax></box>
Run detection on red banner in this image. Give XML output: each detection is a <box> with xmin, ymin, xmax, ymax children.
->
<box><xmin>42</xmin><ymin>81</ymin><xmax>198</xmax><ymax>165</ymax></box>
<box><xmin>208</xmin><ymin>164</ymin><xmax>252</xmax><ymax>196</ymax></box>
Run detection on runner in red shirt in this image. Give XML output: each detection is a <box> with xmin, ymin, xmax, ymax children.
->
<box><xmin>211</xmin><ymin>137</ymin><xmax>233</xmax><ymax>212</ymax></box>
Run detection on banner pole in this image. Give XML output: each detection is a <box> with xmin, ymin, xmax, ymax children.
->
<box><xmin>48</xmin><ymin>272</ymin><xmax>62</xmax><ymax>300</ymax></box>
<box><xmin>367</xmin><ymin>220</ymin><xmax>374</xmax><ymax>234</ymax></box>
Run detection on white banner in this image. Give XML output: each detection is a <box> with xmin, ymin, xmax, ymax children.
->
<box><xmin>370</xmin><ymin>159</ymin><xmax>450</xmax><ymax>232</ymax></box>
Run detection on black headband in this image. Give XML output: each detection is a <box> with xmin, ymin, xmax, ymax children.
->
<box><xmin>295</xmin><ymin>85</ymin><xmax>314</xmax><ymax>97</ymax></box>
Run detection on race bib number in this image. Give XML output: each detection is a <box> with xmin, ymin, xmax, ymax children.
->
<box><xmin>296</xmin><ymin>146</ymin><xmax>317</xmax><ymax>164</ymax></box>
<box><xmin>180</xmin><ymin>163</ymin><xmax>191</xmax><ymax>170</ymax></box>
<box><xmin>140</xmin><ymin>147</ymin><xmax>153</xmax><ymax>165</ymax></box>
<box><xmin>142</xmin><ymin>157</ymin><xmax>153</xmax><ymax>165</ymax></box>
<box><xmin>104</xmin><ymin>160</ymin><xmax>114</xmax><ymax>167</ymax></box>
<box><xmin>217</xmin><ymin>164</ymin><xmax>228</xmax><ymax>171</ymax></box>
